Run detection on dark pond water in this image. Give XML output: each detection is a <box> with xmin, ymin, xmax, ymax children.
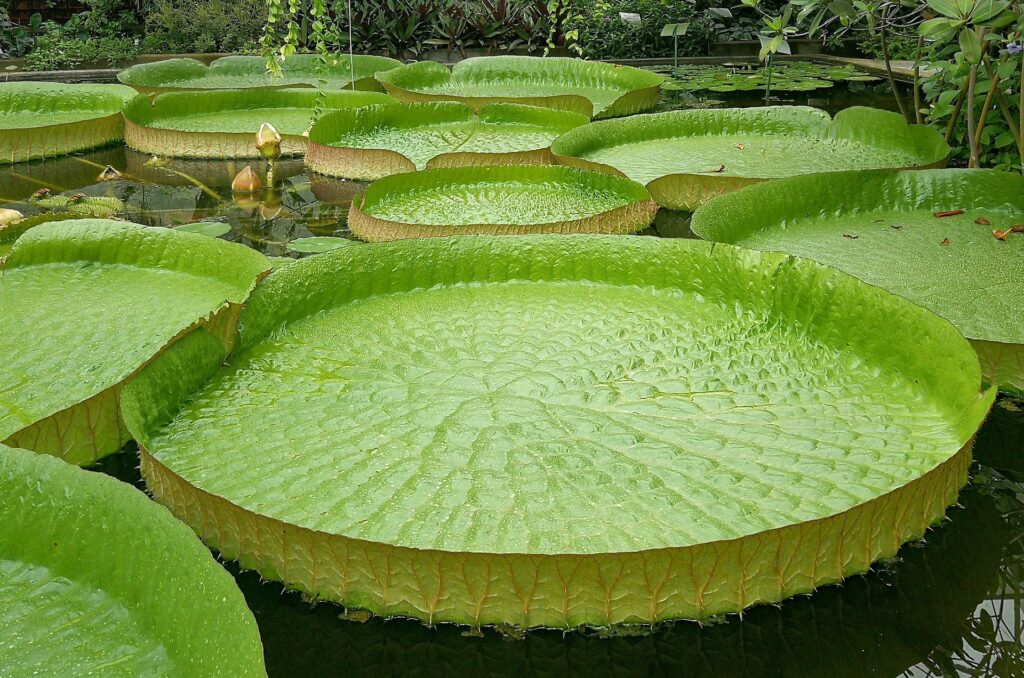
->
<box><xmin>8</xmin><ymin>78</ymin><xmax>1016</xmax><ymax>677</ymax></box>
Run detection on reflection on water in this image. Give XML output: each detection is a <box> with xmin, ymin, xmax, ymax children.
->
<box><xmin>0</xmin><ymin>148</ymin><xmax>367</xmax><ymax>257</ymax></box>
<box><xmin>94</xmin><ymin>395</ymin><xmax>1024</xmax><ymax>677</ymax></box>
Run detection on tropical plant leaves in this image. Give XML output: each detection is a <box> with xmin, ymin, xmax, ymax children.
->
<box><xmin>174</xmin><ymin>221</ymin><xmax>232</xmax><ymax>238</ymax></box>
<box><xmin>0</xmin><ymin>83</ymin><xmax>137</xmax><ymax>163</ymax></box>
<box><xmin>306</xmin><ymin>102</ymin><xmax>589</xmax><ymax>179</ymax></box>
<box><xmin>121</xmin><ymin>235</ymin><xmax>992</xmax><ymax>628</ymax></box>
<box><xmin>0</xmin><ymin>443</ymin><xmax>265</xmax><ymax>676</ymax></box>
<box><xmin>551</xmin><ymin>106</ymin><xmax>950</xmax><ymax>209</ymax></box>
<box><xmin>347</xmin><ymin>165</ymin><xmax>657</xmax><ymax>240</ymax></box>
<box><xmin>123</xmin><ymin>89</ymin><xmax>395</xmax><ymax>159</ymax></box>
<box><xmin>118</xmin><ymin>54</ymin><xmax>402</xmax><ymax>94</ymax></box>
<box><xmin>691</xmin><ymin>169</ymin><xmax>1024</xmax><ymax>392</ymax></box>
<box><xmin>655</xmin><ymin>61</ymin><xmax>877</xmax><ymax>93</ymax></box>
<box><xmin>0</xmin><ymin>219</ymin><xmax>270</xmax><ymax>464</ymax></box>
<box><xmin>375</xmin><ymin>56</ymin><xmax>665</xmax><ymax>118</ymax></box>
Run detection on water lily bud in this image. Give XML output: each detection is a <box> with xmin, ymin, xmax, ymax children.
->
<box><xmin>232</xmin><ymin>165</ymin><xmax>262</xmax><ymax>194</ymax></box>
<box><xmin>256</xmin><ymin>123</ymin><xmax>282</xmax><ymax>160</ymax></box>
<box><xmin>0</xmin><ymin>208</ymin><xmax>24</xmax><ymax>225</ymax></box>
<box><xmin>97</xmin><ymin>165</ymin><xmax>122</xmax><ymax>182</ymax></box>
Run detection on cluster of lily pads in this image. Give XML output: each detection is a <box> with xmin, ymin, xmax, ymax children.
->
<box><xmin>656</xmin><ymin>60</ymin><xmax>882</xmax><ymax>94</ymax></box>
<box><xmin>0</xmin><ymin>52</ymin><xmax>1021</xmax><ymax>676</ymax></box>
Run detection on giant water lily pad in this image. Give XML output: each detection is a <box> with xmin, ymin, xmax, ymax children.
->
<box><xmin>0</xmin><ymin>83</ymin><xmax>136</xmax><ymax>164</ymax></box>
<box><xmin>347</xmin><ymin>165</ymin><xmax>657</xmax><ymax>240</ymax></box>
<box><xmin>374</xmin><ymin>56</ymin><xmax>665</xmax><ymax>119</ymax></box>
<box><xmin>124</xmin><ymin>89</ymin><xmax>395</xmax><ymax>158</ymax></box>
<box><xmin>122</xmin><ymin>235</ymin><xmax>993</xmax><ymax>629</ymax></box>
<box><xmin>658</xmin><ymin>61</ymin><xmax>880</xmax><ymax>93</ymax></box>
<box><xmin>0</xmin><ymin>443</ymin><xmax>265</xmax><ymax>676</ymax></box>
<box><xmin>551</xmin><ymin>106</ymin><xmax>949</xmax><ymax>209</ymax></box>
<box><xmin>306</xmin><ymin>102</ymin><xmax>589</xmax><ymax>180</ymax></box>
<box><xmin>118</xmin><ymin>54</ymin><xmax>402</xmax><ymax>94</ymax></box>
<box><xmin>691</xmin><ymin>168</ymin><xmax>1024</xmax><ymax>393</ymax></box>
<box><xmin>0</xmin><ymin>219</ymin><xmax>269</xmax><ymax>464</ymax></box>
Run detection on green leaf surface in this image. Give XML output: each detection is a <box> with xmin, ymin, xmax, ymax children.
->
<box><xmin>0</xmin><ymin>83</ymin><xmax>137</xmax><ymax>163</ymax></box>
<box><xmin>118</xmin><ymin>55</ymin><xmax>402</xmax><ymax>94</ymax></box>
<box><xmin>285</xmin><ymin>236</ymin><xmax>356</xmax><ymax>253</ymax></box>
<box><xmin>0</xmin><ymin>219</ymin><xmax>269</xmax><ymax>463</ymax></box>
<box><xmin>551</xmin><ymin>106</ymin><xmax>950</xmax><ymax>209</ymax></box>
<box><xmin>124</xmin><ymin>89</ymin><xmax>395</xmax><ymax>159</ymax></box>
<box><xmin>306</xmin><ymin>102</ymin><xmax>589</xmax><ymax>178</ymax></box>
<box><xmin>691</xmin><ymin>169</ymin><xmax>1024</xmax><ymax>390</ymax></box>
<box><xmin>174</xmin><ymin>221</ymin><xmax>232</xmax><ymax>238</ymax></box>
<box><xmin>348</xmin><ymin>165</ymin><xmax>656</xmax><ymax>240</ymax></box>
<box><xmin>124</xmin><ymin>235</ymin><xmax>991</xmax><ymax>628</ymax></box>
<box><xmin>374</xmin><ymin>56</ymin><xmax>665</xmax><ymax>119</ymax></box>
<box><xmin>0</xmin><ymin>443</ymin><xmax>265</xmax><ymax>677</ymax></box>
<box><xmin>656</xmin><ymin>62</ymin><xmax>868</xmax><ymax>93</ymax></box>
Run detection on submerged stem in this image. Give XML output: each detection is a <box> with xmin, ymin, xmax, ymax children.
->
<box><xmin>975</xmin><ymin>62</ymin><xmax>1000</xmax><ymax>151</ymax></box>
<box><xmin>913</xmin><ymin>35</ymin><xmax>924</xmax><ymax>124</ymax></box>
<box><xmin>880</xmin><ymin>11</ymin><xmax>909</xmax><ymax>122</ymax></box>
<box><xmin>967</xmin><ymin>62</ymin><xmax>980</xmax><ymax>167</ymax></box>
<box><xmin>945</xmin><ymin>81</ymin><xmax>968</xmax><ymax>144</ymax></box>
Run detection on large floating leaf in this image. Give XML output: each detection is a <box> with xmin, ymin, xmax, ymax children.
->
<box><xmin>306</xmin><ymin>102</ymin><xmax>589</xmax><ymax>180</ymax></box>
<box><xmin>691</xmin><ymin>168</ymin><xmax>1024</xmax><ymax>393</ymax></box>
<box><xmin>551</xmin><ymin>106</ymin><xmax>950</xmax><ymax>209</ymax></box>
<box><xmin>0</xmin><ymin>219</ymin><xmax>270</xmax><ymax>464</ymax></box>
<box><xmin>118</xmin><ymin>54</ymin><xmax>402</xmax><ymax>94</ymax></box>
<box><xmin>124</xmin><ymin>89</ymin><xmax>395</xmax><ymax>158</ymax></box>
<box><xmin>0</xmin><ymin>444</ymin><xmax>265</xmax><ymax>676</ymax></box>
<box><xmin>0</xmin><ymin>83</ymin><xmax>136</xmax><ymax>164</ymax></box>
<box><xmin>123</xmin><ymin>235</ymin><xmax>993</xmax><ymax>629</ymax></box>
<box><xmin>658</xmin><ymin>61</ymin><xmax>880</xmax><ymax>93</ymax></box>
<box><xmin>375</xmin><ymin>56</ymin><xmax>665</xmax><ymax>119</ymax></box>
<box><xmin>347</xmin><ymin>165</ymin><xmax>657</xmax><ymax>240</ymax></box>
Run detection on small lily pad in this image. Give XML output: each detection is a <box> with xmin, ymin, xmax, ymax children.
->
<box><xmin>173</xmin><ymin>221</ymin><xmax>232</xmax><ymax>238</ymax></box>
<box><xmin>285</xmin><ymin>236</ymin><xmax>356</xmax><ymax>254</ymax></box>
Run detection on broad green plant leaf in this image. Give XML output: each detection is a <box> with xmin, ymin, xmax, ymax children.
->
<box><xmin>0</xmin><ymin>83</ymin><xmax>136</xmax><ymax>164</ymax></box>
<box><xmin>551</xmin><ymin>106</ymin><xmax>950</xmax><ymax>210</ymax></box>
<box><xmin>347</xmin><ymin>165</ymin><xmax>657</xmax><ymax>241</ymax></box>
<box><xmin>306</xmin><ymin>102</ymin><xmax>589</xmax><ymax>180</ymax></box>
<box><xmin>0</xmin><ymin>444</ymin><xmax>265</xmax><ymax>677</ymax></box>
<box><xmin>122</xmin><ymin>235</ymin><xmax>992</xmax><ymax>629</ymax></box>
<box><xmin>118</xmin><ymin>54</ymin><xmax>402</xmax><ymax>95</ymax></box>
<box><xmin>0</xmin><ymin>219</ymin><xmax>270</xmax><ymax>464</ymax></box>
<box><xmin>959</xmin><ymin>27</ymin><xmax>984</xmax><ymax>63</ymax></box>
<box><xmin>0</xmin><ymin>214</ymin><xmax>93</xmax><ymax>261</ymax></box>
<box><xmin>691</xmin><ymin>169</ymin><xmax>1024</xmax><ymax>392</ymax></box>
<box><xmin>927</xmin><ymin>0</ymin><xmax>961</xmax><ymax>17</ymax></box>
<box><xmin>124</xmin><ymin>89</ymin><xmax>395</xmax><ymax>159</ymax></box>
<box><xmin>920</xmin><ymin>17</ymin><xmax>961</xmax><ymax>41</ymax></box>
<box><xmin>374</xmin><ymin>56</ymin><xmax>665</xmax><ymax>119</ymax></box>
